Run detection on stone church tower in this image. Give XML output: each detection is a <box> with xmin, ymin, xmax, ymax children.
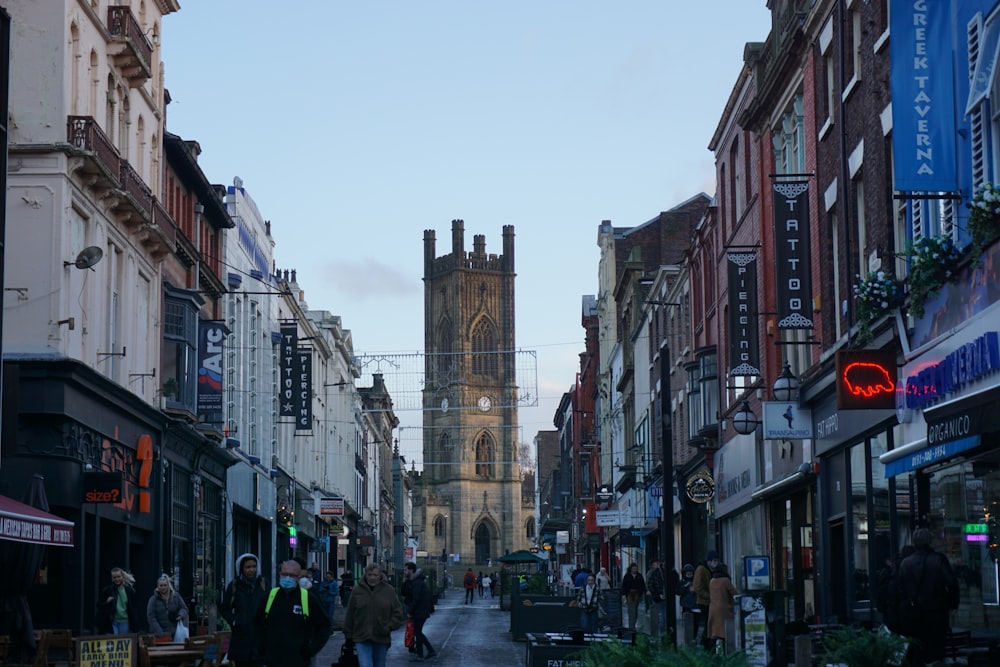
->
<box><xmin>416</xmin><ymin>220</ymin><xmax>526</xmax><ymax>568</ymax></box>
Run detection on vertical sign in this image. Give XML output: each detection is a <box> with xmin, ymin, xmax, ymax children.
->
<box><xmin>773</xmin><ymin>182</ymin><xmax>814</xmax><ymax>329</ymax></box>
<box><xmin>727</xmin><ymin>252</ymin><xmax>761</xmax><ymax>376</ymax></box>
<box><xmin>197</xmin><ymin>320</ymin><xmax>226</xmax><ymax>414</ymax></box>
<box><xmin>890</xmin><ymin>0</ymin><xmax>957</xmax><ymax>193</ymax></box>
<box><xmin>296</xmin><ymin>348</ymin><xmax>312</xmax><ymax>431</ymax></box>
<box><xmin>280</xmin><ymin>323</ymin><xmax>298</xmax><ymax>418</ymax></box>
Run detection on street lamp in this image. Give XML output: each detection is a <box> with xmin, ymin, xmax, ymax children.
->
<box><xmin>772</xmin><ymin>361</ymin><xmax>800</xmax><ymax>402</ymax></box>
<box><xmin>732</xmin><ymin>399</ymin><xmax>760</xmax><ymax>435</ymax></box>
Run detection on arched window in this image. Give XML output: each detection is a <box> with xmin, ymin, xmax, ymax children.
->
<box><xmin>526</xmin><ymin>517</ymin><xmax>535</xmax><ymax>539</ymax></box>
<box><xmin>475</xmin><ymin>432</ymin><xmax>494</xmax><ymax>478</ymax></box>
<box><xmin>471</xmin><ymin>318</ymin><xmax>498</xmax><ymax>377</ymax></box>
<box><xmin>433</xmin><ymin>515</ymin><xmax>445</xmax><ymax>537</ymax></box>
<box><xmin>436</xmin><ymin>322</ymin><xmax>452</xmax><ymax>378</ymax></box>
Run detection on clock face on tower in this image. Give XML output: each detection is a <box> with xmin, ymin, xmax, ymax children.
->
<box><xmin>440</xmin><ymin>397</ymin><xmax>449</xmax><ymax>413</ymax></box>
<box><xmin>477</xmin><ymin>395</ymin><xmax>492</xmax><ymax>412</ymax></box>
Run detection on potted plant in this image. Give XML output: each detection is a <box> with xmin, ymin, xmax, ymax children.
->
<box><xmin>852</xmin><ymin>271</ymin><xmax>903</xmax><ymax>345</ymax></box>
<box><xmin>902</xmin><ymin>235</ymin><xmax>961</xmax><ymax>318</ymax></box>
<box><xmin>968</xmin><ymin>181</ymin><xmax>1000</xmax><ymax>260</ymax></box>
<box><xmin>579</xmin><ymin>633</ymin><xmax>751</xmax><ymax>666</ymax></box>
<box><xmin>818</xmin><ymin>625</ymin><xmax>909</xmax><ymax>667</ymax></box>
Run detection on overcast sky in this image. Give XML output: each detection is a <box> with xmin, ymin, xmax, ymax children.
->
<box><xmin>161</xmin><ymin>2</ymin><xmax>772</xmax><ymax>466</ymax></box>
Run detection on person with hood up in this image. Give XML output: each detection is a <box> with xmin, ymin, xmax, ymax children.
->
<box><xmin>222</xmin><ymin>553</ymin><xmax>269</xmax><ymax>667</ymax></box>
<box><xmin>404</xmin><ymin>562</ymin><xmax>436</xmax><ymax>661</ymax></box>
<box><xmin>344</xmin><ymin>562</ymin><xmax>404</xmax><ymax>667</ymax></box>
<box><xmin>254</xmin><ymin>559</ymin><xmax>330</xmax><ymax>667</ymax></box>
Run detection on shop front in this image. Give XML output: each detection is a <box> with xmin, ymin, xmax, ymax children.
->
<box><xmin>0</xmin><ymin>358</ymin><xmax>167</xmax><ymax>634</ymax></box>
<box><xmin>882</xmin><ymin>321</ymin><xmax>1000</xmax><ymax>632</ymax></box>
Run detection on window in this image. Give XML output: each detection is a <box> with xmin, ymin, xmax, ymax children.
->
<box><xmin>471</xmin><ymin>318</ymin><xmax>498</xmax><ymax>377</ymax></box>
<box><xmin>526</xmin><ymin>517</ymin><xmax>536</xmax><ymax>540</ymax></box>
<box><xmin>773</xmin><ymin>95</ymin><xmax>806</xmax><ymax>175</ymax></box>
<box><xmin>685</xmin><ymin>361</ymin><xmax>702</xmax><ymax>441</ymax></box>
<box><xmin>697</xmin><ymin>347</ymin><xmax>719</xmax><ymax>434</ymax></box>
<box><xmin>161</xmin><ymin>286</ymin><xmax>200</xmax><ymax>412</ymax></box>
<box><xmin>579</xmin><ymin>452</ymin><xmax>591</xmax><ymax>497</ymax></box>
<box><xmin>433</xmin><ymin>515</ymin><xmax>445</xmax><ymax>537</ymax></box>
<box><xmin>475</xmin><ymin>432</ymin><xmax>495</xmax><ymax>478</ymax></box>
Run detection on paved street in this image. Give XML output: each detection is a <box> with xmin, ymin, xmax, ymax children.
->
<box><xmin>316</xmin><ymin>587</ymin><xmax>525</xmax><ymax>666</ymax></box>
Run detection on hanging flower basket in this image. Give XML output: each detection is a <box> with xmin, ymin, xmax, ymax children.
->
<box><xmin>968</xmin><ymin>182</ymin><xmax>1000</xmax><ymax>259</ymax></box>
<box><xmin>902</xmin><ymin>235</ymin><xmax>961</xmax><ymax>319</ymax></box>
<box><xmin>853</xmin><ymin>271</ymin><xmax>903</xmax><ymax>345</ymax></box>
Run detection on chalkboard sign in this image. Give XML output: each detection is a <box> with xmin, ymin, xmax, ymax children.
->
<box><xmin>600</xmin><ymin>587</ymin><xmax>623</xmax><ymax>629</ymax></box>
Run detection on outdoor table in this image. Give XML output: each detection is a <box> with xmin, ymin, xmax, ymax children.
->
<box><xmin>144</xmin><ymin>645</ymin><xmax>205</xmax><ymax>667</ymax></box>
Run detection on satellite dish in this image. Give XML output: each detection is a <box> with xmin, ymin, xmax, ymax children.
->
<box><xmin>68</xmin><ymin>246</ymin><xmax>103</xmax><ymax>270</ymax></box>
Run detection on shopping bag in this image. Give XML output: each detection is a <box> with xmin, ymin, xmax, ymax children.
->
<box><xmin>404</xmin><ymin>617</ymin><xmax>415</xmax><ymax>648</ymax></box>
<box><xmin>173</xmin><ymin>622</ymin><xmax>189</xmax><ymax>643</ymax></box>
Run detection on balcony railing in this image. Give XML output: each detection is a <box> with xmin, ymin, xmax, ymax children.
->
<box><xmin>151</xmin><ymin>197</ymin><xmax>177</xmax><ymax>246</ymax></box>
<box><xmin>119</xmin><ymin>161</ymin><xmax>152</xmax><ymax>217</ymax></box>
<box><xmin>66</xmin><ymin>115</ymin><xmax>121</xmax><ymax>183</ymax></box>
<box><xmin>107</xmin><ymin>6</ymin><xmax>152</xmax><ymax>85</ymax></box>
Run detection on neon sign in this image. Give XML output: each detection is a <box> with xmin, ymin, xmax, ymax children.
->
<box><xmin>904</xmin><ymin>332</ymin><xmax>999</xmax><ymax>409</ymax></box>
<box><xmin>836</xmin><ymin>350</ymin><xmax>897</xmax><ymax>410</ymax></box>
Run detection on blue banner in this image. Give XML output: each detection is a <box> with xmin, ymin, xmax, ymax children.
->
<box><xmin>197</xmin><ymin>320</ymin><xmax>226</xmax><ymax>414</ymax></box>
<box><xmin>890</xmin><ymin>0</ymin><xmax>958</xmax><ymax>192</ymax></box>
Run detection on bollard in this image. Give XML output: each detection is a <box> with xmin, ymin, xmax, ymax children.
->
<box><xmin>794</xmin><ymin>634</ymin><xmax>812</xmax><ymax>667</ymax></box>
<box><xmin>681</xmin><ymin>611</ymin><xmax>694</xmax><ymax>646</ymax></box>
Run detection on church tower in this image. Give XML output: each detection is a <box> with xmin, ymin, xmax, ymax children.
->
<box><xmin>418</xmin><ymin>220</ymin><xmax>525</xmax><ymax>568</ymax></box>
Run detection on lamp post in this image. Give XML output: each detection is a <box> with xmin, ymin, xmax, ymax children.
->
<box><xmin>658</xmin><ymin>341</ymin><xmax>676</xmax><ymax>647</ymax></box>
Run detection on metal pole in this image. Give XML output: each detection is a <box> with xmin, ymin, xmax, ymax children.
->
<box><xmin>659</xmin><ymin>342</ymin><xmax>676</xmax><ymax>646</ymax></box>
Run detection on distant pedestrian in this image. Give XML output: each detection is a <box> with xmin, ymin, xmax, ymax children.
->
<box><xmin>319</xmin><ymin>571</ymin><xmax>339</xmax><ymax>632</ymax></box>
<box><xmin>707</xmin><ymin>563</ymin><xmax>738</xmax><ymax>654</ymax></box>
<box><xmin>573</xmin><ymin>567</ymin><xmax>589</xmax><ymax>589</ymax></box>
<box><xmin>620</xmin><ymin>563</ymin><xmax>646</xmax><ymax>631</ymax></box>
<box><xmin>595</xmin><ymin>567</ymin><xmax>611</xmax><ymax>591</ymax></box>
<box><xmin>146</xmin><ymin>574</ymin><xmax>188</xmax><ymax>639</ymax></box>
<box><xmin>463</xmin><ymin>568</ymin><xmax>476</xmax><ymax>604</ymax></box>
<box><xmin>482</xmin><ymin>573</ymin><xmax>492</xmax><ymax>599</ymax></box>
<box><xmin>254</xmin><ymin>559</ymin><xmax>329</xmax><ymax>667</ymax></box>
<box><xmin>693</xmin><ymin>550</ymin><xmax>719</xmax><ymax>648</ymax></box>
<box><xmin>678</xmin><ymin>564</ymin><xmax>700</xmax><ymax>640</ymax></box>
<box><xmin>98</xmin><ymin>567</ymin><xmax>139</xmax><ymax>635</ymax></box>
<box><xmin>490</xmin><ymin>573</ymin><xmax>498</xmax><ymax>598</ymax></box>
<box><xmin>896</xmin><ymin>528</ymin><xmax>960</xmax><ymax>666</ymax></box>
<box><xmin>343</xmin><ymin>562</ymin><xmax>404</xmax><ymax>667</ymax></box>
<box><xmin>222</xmin><ymin>553</ymin><xmax>268</xmax><ymax>667</ymax></box>
<box><xmin>577</xmin><ymin>573</ymin><xmax>602</xmax><ymax>633</ymax></box>
<box><xmin>477</xmin><ymin>571</ymin><xmax>485</xmax><ymax>598</ymax></box>
<box><xmin>646</xmin><ymin>560</ymin><xmax>668</xmax><ymax>639</ymax></box>
<box><xmin>403</xmin><ymin>562</ymin><xmax>437</xmax><ymax>661</ymax></box>
<box><xmin>340</xmin><ymin>572</ymin><xmax>354</xmax><ymax>607</ymax></box>
<box><xmin>308</xmin><ymin>561</ymin><xmax>322</xmax><ymax>585</ymax></box>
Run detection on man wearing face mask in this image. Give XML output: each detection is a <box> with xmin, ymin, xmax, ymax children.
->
<box><xmin>255</xmin><ymin>559</ymin><xmax>330</xmax><ymax>667</ymax></box>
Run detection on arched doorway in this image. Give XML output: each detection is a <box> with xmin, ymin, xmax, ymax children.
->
<box><xmin>475</xmin><ymin>523</ymin><xmax>491</xmax><ymax>564</ymax></box>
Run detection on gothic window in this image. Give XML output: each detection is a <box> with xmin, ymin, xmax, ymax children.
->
<box><xmin>436</xmin><ymin>322</ymin><xmax>452</xmax><ymax>379</ymax></box>
<box><xmin>526</xmin><ymin>517</ymin><xmax>535</xmax><ymax>539</ymax></box>
<box><xmin>433</xmin><ymin>515</ymin><xmax>444</xmax><ymax>537</ymax></box>
<box><xmin>471</xmin><ymin>318</ymin><xmax>498</xmax><ymax>377</ymax></box>
<box><xmin>475</xmin><ymin>432</ymin><xmax>495</xmax><ymax>478</ymax></box>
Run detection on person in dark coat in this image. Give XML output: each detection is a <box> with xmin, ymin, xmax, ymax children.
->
<box><xmin>146</xmin><ymin>574</ymin><xmax>189</xmax><ymax>638</ymax></box>
<box><xmin>98</xmin><ymin>567</ymin><xmax>140</xmax><ymax>635</ymax></box>
<box><xmin>404</xmin><ymin>562</ymin><xmax>436</xmax><ymax>660</ymax></box>
<box><xmin>620</xmin><ymin>563</ymin><xmax>646</xmax><ymax>631</ymax></box>
<box><xmin>896</xmin><ymin>528</ymin><xmax>960</xmax><ymax>666</ymax></box>
<box><xmin>221</xmin><ymin>553</ymin><xmax>269</xmax><ymax>667</ymax></box>
<box><xmin>254</xmin><ymin>559</ymin><xmax>330</xmax><ymax>667</ymax></box>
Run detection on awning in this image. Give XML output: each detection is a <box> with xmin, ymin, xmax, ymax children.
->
<box><xmin>881</xmin><ymin>435</ymin><xmax>981</xmax><ymax>477</ymax></box>
<box><xmin>0</xmin><ymin>495</ymin><xmax>75</xmax><ymax>546</ymax></box>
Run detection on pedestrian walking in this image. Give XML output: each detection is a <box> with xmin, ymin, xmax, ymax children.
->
<box><xmin>646</xmin><ymin>560</ymin><xmax>668</xmax><ymax>640</ymax></box>
<box><xmin>477</xmin><ymin>571</ymin><xmax>485</xmax><ymax>598</ymax></box>
<box><xmin>577</xmin><ymin>573</ymin><xmax>602</xmax><ymax>633</ymax></box>
<box><xmin>896</xmin><ymin>527</ymin><xmax>960</xmax><ymax>666</ymax></box>
<box><xmin>481</xmin><ymin>573</ymin><xmax>492</xmax><ymax>599</ymax></box>
<box><xmin>254</xmin><ymin>559</ymin><xmax>330</xmax><ymax>667</ymax></box>
<box><xmin>595</xmin><ymin>567</ymin><xmax>611</xmax><ymax>591</ymax></box>
<box><xmin>463</xmin><ymin>568</ymin><xmax>476</xmax><ymax>604</ymax></box>
<box><xmin>403</xmin><ymin>562</ymin><xmax>437</xmax><ymax>661</ymax></box>
<box><xmin>146</xmin><ymin>574</ymin><xmax>188</xmax><ymax>639</ymax></box>
<box><xmin>340</xmin><ymin>572</ymin><xmax>355</xmax><ymax>607</ymax></box>
<box><xmin>222</xmin><ymin>553</ymin><xmax>269</xmax><ymax>667</ymax></box>
<box><xmin>620</xmin><ymin>563</ymin><xmax>646</xmax><ymax>631</ymax></box>
<box><xmin>693</xmin><ymin>550</ymin><xmax>719</xmax><ymax>648</ymax></box>
<box><xmin>308</xmin><ymin>561</ymin><xmax>322</xmax><ymax>585</ymax></box>
<box><xmin>319</xmin><ymin>571</ymin><xmax>339</xmax><ymax>632</ymax></box>
<box><xmin>707</xmin><ymin>563</ymin><xmax>738</xmax><ymax>654</ymax></box>
<box><xmin>343</xmin><ymin>562</ymin><xmax>404</xmax><ymax>667</ymax></box>
<box><xmin>678</xmin><ymin>564</ymin><xmax>700</xmax><ymax>640</ymax></box>
<box><xmin>98</xmin><ymin>567</ymin><xmax>139</xmax><ymax>635</ymax></box>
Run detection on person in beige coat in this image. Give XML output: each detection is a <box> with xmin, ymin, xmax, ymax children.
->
<box><xmin>707</xmin><ymin>563</ymin><xmax>738</xmax><ymax>651</ymax></box>
<box><xmin>343</xmin><ymin>563</ymin><xmax>404</xmax><ymax>667</ymax></box>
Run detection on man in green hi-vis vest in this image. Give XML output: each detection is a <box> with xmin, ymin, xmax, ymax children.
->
<box><xmin>255</xmin><ymin>559</ymin><xmax>330</xmax><ymax>667</ymax></box>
